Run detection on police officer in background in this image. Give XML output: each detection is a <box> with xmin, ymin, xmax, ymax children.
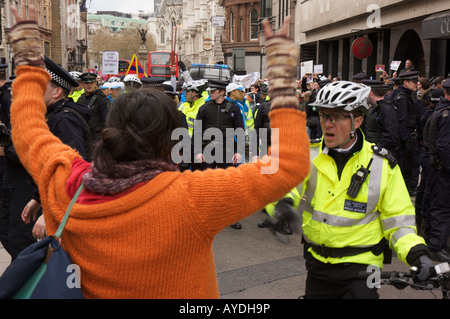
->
<box><xmin>421</xmin><ymin>80</ymin><xmax>450</xmax><ymax>262</ymax></box>
<box><xmin>193</xmin><ymin>79</ymin><xmax>244</xmax><ymax>170</ymax></box>
<box><xmin>301</xmin><ymin>81</ymin><xmax>433</xmax><ymax>299</ymax></box>
<box><xmin>77</xmin><ymin>72</ymin><xmax>111</xmax><ymax>151</ymax></box>
<box><xmin>178</xmin><ymin>80</ymin><xmax>207</xmax><ymax>137</ymax></box>
<box><xmin>193</xmin><ymin>79</ymin><xmax>244</xmax><ymax>229</ymax></box>
<box><xmin>362</xmin><ymin>79</ymin><xmax>400</xmax><ymax>156</ymax></box>
<box><xmin>394</xmin><ymin>70</ymin><xmax>425</xmax><ymax>195</ymax></box>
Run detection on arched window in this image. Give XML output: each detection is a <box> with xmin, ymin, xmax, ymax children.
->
<box><xmin>250</xmin><ymin>9</ymin><xmax>258</xmax><ymax>40</ymax></box>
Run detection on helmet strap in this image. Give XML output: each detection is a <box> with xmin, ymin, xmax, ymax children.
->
<box><xmin>334</xmin><ymin>112</ymin><xmax>356</xmax><ymax>149</ymax></box>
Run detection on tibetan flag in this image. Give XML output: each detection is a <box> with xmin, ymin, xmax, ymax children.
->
<box><xmin>126</xmin><ymin>54</ymin><xmax>147</xmax><ymax>79</ymax></box>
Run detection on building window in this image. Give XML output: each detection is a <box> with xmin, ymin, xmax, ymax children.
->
<box><xmin>161</xmin><ymin>29</ymin><xmax>166</xmax><ymax>44</ymax></box>
<box><xmin>230</xmin><ymin>12</ymin><xmax>234</xmax><ymax>42</ymax></box>
<box><xmin>278</xmin><ymin>0</ymin><xmax>289</xmax><ymax>28</ymax></box>
<box><xmin>250</xmin><ymin>9</ymin><xmax>258</xmax><ymax>40</ymax></box>
<box><xmin>240</xmin><ymin>18</ymin><xmax>243</xmax><ymax>41</ymax></box>
<box><xmin>261</xmin><ymin>0</ymin><xmax>272</xmax><ymax>18</ymax></box>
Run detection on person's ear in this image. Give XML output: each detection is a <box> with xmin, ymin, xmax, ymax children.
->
<box><xmin>354</xmin><ymin>114</ymin><xmax>364</xmax><ymax>129</ymax></box>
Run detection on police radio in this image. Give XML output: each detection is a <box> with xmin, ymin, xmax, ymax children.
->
<box><xmin>347</xmin><ymin>158</ymin><xmax>373</xmax><ymax>198</ymax></box>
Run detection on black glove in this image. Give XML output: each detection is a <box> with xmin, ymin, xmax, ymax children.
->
<box><xmin>407</xmin><ymin>244</ymin><xmax>435</xmax><ymax>282</ymax></box>
<box><xmin>178</xmin><ymin>61</ymin><xmax>186</xmax><ymax>72</ymax></box>
<box><xmin>413</xmin><ymin>255</ymin><xmax>435</xmax><ymax>282</ymax></box>
<box><xmin>266</xmin><ymin>198</ymin><xmax>300</xmax><ymax>242</ymax></box>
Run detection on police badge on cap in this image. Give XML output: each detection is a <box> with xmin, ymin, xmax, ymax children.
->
<box><xmin>44</xmin><ymin>56</ymin><xmax>79</xmax><ymax>91</ymax></box>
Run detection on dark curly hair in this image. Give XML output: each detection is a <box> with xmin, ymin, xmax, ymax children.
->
<box><xmin>92</xmin><ymin>88</ymin><xmax>181</xmax><ymax>176</ymax></box>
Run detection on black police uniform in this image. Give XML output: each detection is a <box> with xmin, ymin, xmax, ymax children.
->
<box><xmin>193</xmin><ymin>80</ymin><xmax>244</xmax><ymax>170</ymax></box>
<box><xmin>254</xmin><ymin>99</ymin><xmax>271</xmax><ymax>156</ymax></box>
<box><xmin>393</xmin><ymin>71</ymin><xmax>425</xmax><ymax>194</ymax></box>
<box><xmin>77</xmin><ymin>72</ymin><xmax>111</xmax><ymax>148</ymax></box>
<box><xmin>421</xmin><ymin>80</ymin><xmax>450</xmax><ymax>261</ymax></box>
<box><xmin>46</xmin><ymin>99</ymin><xmax>91</xmax><ymax>160</ymax></box>
<box><xmin>362</xmin><ymin>80</ymin><xmax>400</xmax><ymax>155</ymax></box>
<box><xmin>0</xmin><ymin>57</ymin><xmax>90</xmax><ymax>260</ymax></box>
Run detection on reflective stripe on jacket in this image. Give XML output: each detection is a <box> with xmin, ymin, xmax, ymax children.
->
<box><xmin>301</xmin><ymin>141</ymin><xmax>425</xmax><ymax>267</ymax></box>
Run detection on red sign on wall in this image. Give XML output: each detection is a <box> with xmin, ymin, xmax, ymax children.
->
<box><xmin>352</xmin><ymin>37</ymin><xmax>373</xmax><ymax>59</ymax></box>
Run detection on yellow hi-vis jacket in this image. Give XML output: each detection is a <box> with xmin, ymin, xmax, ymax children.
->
<box><xmin>300</xmin><ymin>140</ymin><xmax>426</xmax><ymax>268</ymax></box>
<box><xmin>178</xmin><ymin>96</ymin><xmax>206</xmax><ymax>136</ymax></box>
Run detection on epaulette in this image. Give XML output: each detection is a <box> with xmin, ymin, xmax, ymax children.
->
<box><xmin>372</xmin><ymin>145</ymin><xmax>397</xmax><ymax>169</ymax></box>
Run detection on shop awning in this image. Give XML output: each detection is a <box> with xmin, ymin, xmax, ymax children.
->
<box><xmin>422</xmin><ymin>10</ymin><xmax>450</xmax><ymax>39</ymax></box>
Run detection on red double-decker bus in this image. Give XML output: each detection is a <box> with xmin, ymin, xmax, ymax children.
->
<box><xmin>147</xmin><ymin>51</ymin><xmax>179</xmax><ymax>79</ymax></box>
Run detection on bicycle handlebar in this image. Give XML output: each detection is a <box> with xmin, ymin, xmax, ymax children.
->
<box><xmin>358</xmin><ymin>262</ymin><xmax>450</xmax><ymax>298</ymax></box>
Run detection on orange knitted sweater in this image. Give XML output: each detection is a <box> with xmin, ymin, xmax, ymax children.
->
<box><xmin>11</xmin><ymin>66</ymin><xmax>310</xmax><ymax>299</ymax></box>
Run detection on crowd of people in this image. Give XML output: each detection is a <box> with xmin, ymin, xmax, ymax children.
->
<box><xmin>0</xmin><ymin>5</ymin><xmax>448</xmax><ymax>299</ymax></box>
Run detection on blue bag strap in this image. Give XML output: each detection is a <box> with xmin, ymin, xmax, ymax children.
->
<box><xmin>13</xmin><ymin>184</ymin><xmax>84</xmax><ymax>299</ymax></box>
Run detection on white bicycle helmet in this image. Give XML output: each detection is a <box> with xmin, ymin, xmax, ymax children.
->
<box><xmin>69</xmin><ymin>71</ymin><xmax>82</xmax><ymax>81</ymax></box>
<box><xmin>107</xmin><ymin>76</ymin><xmax>122</xmax><ymax>83</ymax></box>
<box><xmin>185</xmin><ymin>80</ymin><xmax>205</xmax><ymax>92</ymax></box>
<box><xmin>124</xmin><ymin>75</ymin><xmax>142</xmax><ymax>85</ymax></box>
<box><xmin>310</xmin><ymin>81</ymin><xmax>370</xmax><ymax>114</ymax></box>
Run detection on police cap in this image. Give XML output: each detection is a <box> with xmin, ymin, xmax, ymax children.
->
<box><xmin>353</xmin><ymin>72</ymin><xmax>368</xmax><ymax>80</ymax></box>
<box><xmin>80</xmin><ymin>72</ymin><xmax>98</xmax><ymax>83</ymax></box>
<box><xmin>207</xmin><ymin>79</ymin><xmax>229</xmax><ymax>91</ymax></box>
<box><xmin>141</xmin><ymin>77</ymin><xmax>164</xmax><ymax>87</ymax></box>
<box><xmin>44</xmin><ymin>56</ymin><xmax>79</xmax><ymax>91</ymax></box>
<box><xmin>430</xmin><ymin>89</ymin><xmax>444</xmax><ymax>103</ymax></box>
<box><xmin>164</xmin><ymin>83</ymin><xmax>177</xmax><ymax>96</ymax></box>
<box><xmin>398</xmin><ymin>70</ymin><xmax>419</xmax><ymax>81</ymax></box>
<box><xmin>362</xmin><ymin>79</ymin><xmax>385</xmax><ymax>88</ymax></box>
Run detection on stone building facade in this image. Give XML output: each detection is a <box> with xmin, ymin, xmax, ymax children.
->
<box><xmin>154</xmin><ymin>0</ymin><xmax>225</xmax><ymax>68</ymax></box>
<box><xmin>1</xmin><ymin>0</ymin><xmax>87</xmax><ymax>75</ymax></box>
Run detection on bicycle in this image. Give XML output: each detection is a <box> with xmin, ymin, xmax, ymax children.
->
<box><xmin>359</xmin><ymin>262</ymin><xmax>450</xmax><ymax>299</ymax></box>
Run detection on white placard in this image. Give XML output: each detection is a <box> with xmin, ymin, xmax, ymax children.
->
<box><xmin>314</xmin><ymin>64</ymin><xmax>323</xmax><ymax>74</ymax></box>
<box><xmin>390</xmin><ymin>61</ymin><xmax>401</xmax><ymax>71</ymax></box>
<box><xmin>102</xmin><ymin>51</ymin><xmax>119</xmax><ymax>75</ymax></box>
<box><xmin>233</xmin><ymin>72</ymin><xmax>261</xmax><ymax>88</ymax></box>
<box><xmin>301</xmin><ymin>60</ymin><xmax>314</xmax><ymax>78</ymax></box>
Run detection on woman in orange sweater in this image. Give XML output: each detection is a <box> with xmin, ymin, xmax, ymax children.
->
<box><xmin>8</xmin><ymin>8</ymin><xmax>309</xmax><ymax>298</ymax></box>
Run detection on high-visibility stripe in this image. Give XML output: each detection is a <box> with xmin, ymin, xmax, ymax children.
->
<box><xmin>367</xmin><ymin>154</ymin><xmax>383</xmax><ymax>213</ymax></box>
<box><xmin>307</xmin><ymin>209</ymin><xmax>380</xmax><ymax>227</ymax></box>
<box><xmin>390</xmin><ymin>227</ymin><xmax>416</xmax><ymax>247</ymax></box>
<box><xmin>382</xmin><ymin>214</ymin><xmax>416</xmax><ymax>231</ymax></box>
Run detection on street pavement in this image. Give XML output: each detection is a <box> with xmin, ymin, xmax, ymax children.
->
<box><xmin>0</xmin><ymin>210</ymin><xmax>445</xmax><ymax>299</ymax></box>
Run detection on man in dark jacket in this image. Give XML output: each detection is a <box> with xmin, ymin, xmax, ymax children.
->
<box><xmin>77</xmin><ymin>72</ymin><xmax>111</xmax><ymax>149</ymax></box>
<box><xmin>0</xmin><ymin>57</ymin><xmax>91</xmax><ymax>260</ymax></box>
<box><xmin>193</xmin><ymin>80</ymin><xmax>244</xmax><ymax>170</ymax></box>
<box><xmin>421</xmin><ymin>80</ymin><xmax>450</xmax><ymax>262</ymax></box>
<box><xmin>362</xmin><ymin>79</ymin><xmax>400</xmax><ymax>156</ymax></box>
<box><xmin>393</xmin><ymin>71</ymin><xmax>425</xmax><ymax>195</ymax></box>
